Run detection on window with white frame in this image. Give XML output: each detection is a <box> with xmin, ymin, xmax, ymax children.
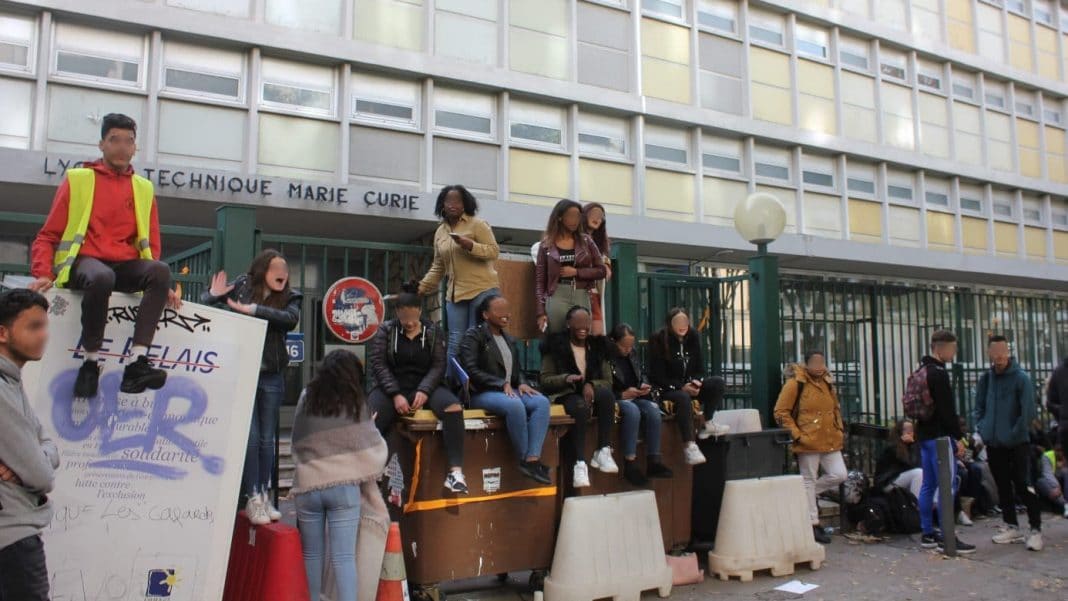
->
<box><xmin>167</xmin><ymin>0</ymin><xmax>250</xmax><ymax>18</ymax></box>
<box><xmin>795</xmin><ymin>22</ymin><xmax>829</xmax><ymax>60</ymax></box>
<box><xmin>161</xmin><ymin>40</ymin><xmax>243</xmax><ymax>100</ymax></box>
<box><xmin>959</xmin><ymin>183</ymin><xmax>985</xmax><ymax>213</ymax></box>
<box><xmin>846</xmin><ymin>160</ymin><xmax>877</xmax><ymax>196</ymax></box>
<box><xmin>985</xmin><ymin>79</ymin><xmax>1008</xmax><ymax>111</ymax></box>
<box><xmin>802</xmin><ymin>154</ymin><xmax>836</xmax><ymax>189</ymax></box>
<box><xmin>754</xmin><ymin>145</ymin><xmax>792</xmax><ymax>183</ymax></box>
<box><xmin>925</xmin><ymin>176</ymin><xmax>951</xmax><ymax>208</ymax></box>
<box><xmin>0</xmin><ymin>12</ymin><xmax>35</xmax><ymax>71</ymax></box>
<box><xmin>577</xmin><ymin>111</ymin><xmax>629</xmax><ymax>158</ymax></box>
<box><xmin>1044</xmin><ymin>98</ymin><xmax>1064</xmax><ymax>126</ymax></box>
<box><xmin>260</xmin><ymin>57</ymin><xmax>335</xmax><ymax>116</ymax></box>
<box><xmin>917</xmin><ymin>59</ymin><xmax>943</xmax><ymax>92</ymax></box>
<box><xmin>1023</xmin><ymin>195</ymin><xmax>1044</xmax><ymax>223</ymax></box>
<box><xmin>1005</xmin><ymin>0</ymin><xmax>1027</xmax><ymax>15</ymax></box>
<box><xmin>879</xmin><ymin>46</ymin><xmax>908</xmax><ymax>82</ymax></box>
<box><xmin>1034</xmin><ymin>0</ymin><xmax>1055</xmax><ymax>25</ymax></box>
<box><xmin>701</xmin><ymin>133</ymin><xmax>743</xmax><ymax>174</ymax></box>
<box><xmin>351</xmin><ymin>71</ymin><xmax>421</xmax><ymax>129</ymax></box>
<box><xmin>1052</xmin><ymin>199</ymin><xmax>1068</xmax><ymax>227</ymax></box>
<box><xmin>952</xmin><ymin>70</ymin><xmax>978</xmax><ymax>102</ymax></box>
<box><xmin>53</xmin><ymin>22</ymin><xmax>144</xmax><ymax>85</ymax></box>
<box><xmin>886</xmin><ymin>169</ymin><xmax>916</xmax><ymax>203</ymax></box>
<box><xmin>911</xmin><ymin>0</ymin><xmax>943</xmax><ymax>41</ymax></box>
<box><xmin>697</xmin><ymin>0</ymin><xmax>737</xmax><ymax>34</ymax></box>
<box><xmin>977</xmin><ymin>3</ymin><xmax>1006</xmax><ymax>63</ymax></box>
<box><xmin>643</xmin><ymin>0</ymin><xmax>685</xmax><ymax>21</ymax></box>
<box><xmin>434</xmin><ymin>86</ymin><xmax>495</xmax><ymax>139</ymax></box>
<box><xmin>876</xmin><ymin>0</ymin><xmax>908</xmax><ymax>30</ymax></box>
<box><xmin>992</xmin><ymin>190</ymin><xmax>1015</xmax><ymax>218</ymax></box>
<box><xmin>1015</xmin><ymin>88</ymin><xmax>1037</xmax><ymax>119</ymax></box>
<box><xmin>266</xmin><ymin>0</ymin><xmax>342</xmax><ymax>35</ymax></box>
<box><xmin>509</xmin><ymin>99</ymin><xmax>565</xmax><ymax>148</ymax></box>
<box><xmin>644</xmin><ymin>124</ymin><xmax>690</xmax><ymax>167</ymax></box>
<box><xmin>839</xmin><ymin>35</ymin><xmax>870</xmax><ymax>71</ymax></box>
<box><xmin>748</xmin><ymin>8</ymin><xmax>785</xmax><ymax>48</ymax></box>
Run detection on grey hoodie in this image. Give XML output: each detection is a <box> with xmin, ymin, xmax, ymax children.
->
<box><xmin>0</xmin><ymin>353</ymin><xmax>59</xmax><ymax>551</ymax></box>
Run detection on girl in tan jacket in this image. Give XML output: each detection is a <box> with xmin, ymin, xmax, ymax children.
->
<box><xmin>774</xmin><ymin>350</ymin><xmax>846</xmax><ymax>544</ymax></box>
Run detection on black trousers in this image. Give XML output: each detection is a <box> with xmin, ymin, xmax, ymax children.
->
<box><xmin>68</xmin><ymin>256</ymin><xmax>172</xmax><ymax>352</ymax></box>
<box><xmin>987</xmin><ymin>444</ymin><xmax>1042</xmax><ymax>531</ymax></box>
<box><xmin>0</xmin><ymin>535</ymin><xmax>49</xmax><ymax>601</ymax></box>
<box><xmin>369</xmin><ymin>386</ymin><xmax>465</xmax><ymax>468</ymax></box>
<box><xmin>658</xmin><ymin>390</ymin><xmax>697</xmax><ymax>442</ymax></box>
<box><xmin>558</xmin><ymin>386</ymin><xmax>616</xmax><ymax>459</ymax></box>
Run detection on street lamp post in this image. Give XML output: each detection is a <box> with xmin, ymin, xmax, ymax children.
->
<box><xmin>733</xmin><ymin>193</ymin><xmax>787</xmax><ymax>426</ymax></box>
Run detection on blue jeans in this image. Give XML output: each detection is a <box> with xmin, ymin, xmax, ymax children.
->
<box><xmin>619</xmin><ymin>398</ymin><xmax>663</xmax><ymax>459</ymax></box>
<box><xmin>919</xmin><ymin>437</ymin><xmax>958</xmax><ymax>535</ymax></box>
<box><xmin>470</xmin><ymin>390</ymin><xmax>551</xmax><ymax>461</ymax></box>
<box><xmin>242</xmin><ymin>372</ymin><xmax>284</xmax><ymax>497</ymax></box>
<box><xmin>296</xmin><ymin>484</ymin><xmax>361</xmax><ymax>601</ymax></box>
<box><xmin>445</xmin><ymin>288</ymin><xmax>500</xmax><ymax>364</ymax></box>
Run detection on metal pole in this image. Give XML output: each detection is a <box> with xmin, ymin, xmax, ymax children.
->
<box><xmin>937</xmin><ymin>437</ymin><xmax>956</xmax><ymax>557</ymax></box>
<box><xmin>748</xmin><ymin>243</ymin><xmax>781</xmax><ymax>426</ymax></box>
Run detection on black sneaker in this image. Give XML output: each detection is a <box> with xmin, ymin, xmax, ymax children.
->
<box><xmin>937</xmin><ymin>537</ymin><xmax>977</xmax><ymax>555</ymax></box>
<box><xmin>646</xmin><ymin>461</ymin><xmax>674</xmax><ymax>479</ymax></box>
<box><xmin>813</xmin><ymin>525</ymin><xmax>831</xmax><ymax>544</ymax></box>
<box><xmin>623</xmin><ymin>461</ymin><xmax>649</xmax><ymax>487</ymax></box>
<box><xmin>518</xmin><ymin>461</ymin><xmax>551</xmax><ymax>485</ymax></box>
<box><xmin>120</xmin><ymin>356</ymin><xmax>167</xmax><ymax>394</ymax></box>
<box><xmin>74</xmin><ymin>360</ymin><xmax>100</xmax><ymax>398</ymax></box>
<box><xmin>920</xmin><ymin>532</ymin><xmax>941</xmax><ymax>549</ymax></box>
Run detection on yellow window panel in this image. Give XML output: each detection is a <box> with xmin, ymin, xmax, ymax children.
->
<box><xmin>1046</xmin><ymin>126</ymin><xmax>1065</xmax><ymax>151</ymax></box>
<box><xmin>841</xmin><ymin>72</ymin><xmax>875</xmax><ymax>108</ymax></box>
<box><xmin>994</xmin><ymin>222</ymin><xmax>1019</xmax><ymax>256</ymax></box>
<box><xmin>1020</xmin><ymin>148</ymin><xmax>1042</xmax><ymax>178</ymax></box>
<box><xmin>750</xmin><ymin>47</ymin><xmax>790</xmax><ymax>86</ymax></box>
<box><xmin>1054</xmin><ymin>231</ymin><xmax>1068</xmax><ymax>261</ymax></box>
<box><xmin>1024</xmin><ymin>226</ymin><xmax>1047</xmax><ymax>258</ymax></box>
<box><xmin>849</xmin><ymin>199</ymin><xmax>882</xmax><ymax>242</ymax></box>
<box><xmin>752</xmin><ymin>83</ymin><xmax>793</xmax><ymax>125</ymax></box>
<box><xmin>946</xmin><ymin>0</ymin><xmax>973</xmax><ymax>22</ymax></box>
<box><xmin>1037</xmin><ymin>27</ymin><xmax>1058</xmax><ymax>53</ymax></box>
<box><xmin>579</xmin><ymin>158</ymin><xmax>633</xmax><ymax>209</ymax></box>
<box><xmin>509</xmin><ymin>148</ymin><xmax>570</xmax><ymax>200</ymax></box>
<box><xmin>511</xmin><ymin>27</ymin><xmax>569</xmax><ymax>79</ymax></box>
<box><xmin>889</xmin><ymin>206</ymin><xmax>921</xmax><ymax>247</ymax></box>
<box><xmin>1017</xmin><ymin>119</ymin><xmax>1040</xmax><ymax>148</ymax></box>
<box><xmin>258</xmin><ymin>113</ymin><xmax>338</xmax><ymax>174</ymax></box>
<box><xmin>1038</xmin><ymin>53</ymin><xmax>1060</xmax><ymax>80</ymax></box>
<box><xmin>702</xmin><ymin>177</ymin><xmax>748</xmax><ymax>225</ymax></box>
<box><xmin>803</xmin><ymin>192</ymin><xmax>841</xmax><ymax>237</ymax></box>
<box><xmin>948</xmin><ymin>21</ymin><xmax>976</xmax><ymax>53</ymax></box>
<box><xmin>641</xmin><ymin>18</ymin><xmax>690</xmax><ymax>64</ymax></box>
<box><xmin>354</xmin><ymin>0</ymin><xmax>424</xmax><ymax>51</ymax></box>
<box><xmin>645</xmin><ymin>168</ymin><xmax>694</xmax><ymax>215</ymax></box>
<box><xmin>797</xmin><ymin>60</ymin><xmax>834</xmax><ymax>99</ymax></box>
<box><xmin>1047</xmin><ymin>154</ymin><xmax>1067</xmax><ymax>183</ymax></box>
<box><xmin>642</xmin><ymin>57</ymin><xmax>692</xmax><ymax>104</ymax></box>
<box><xmin>953</xmin><ymin>102</ymin><xmax>981</xmax><ymax>133</ymax></box>
<box><xmin>962</xmin><ymin>216</ymin><xmax>988</xmax><ymax>253</ymax></box>
<box><xmin>1011</xmin><ymin>43</ymin><xmax>1034</xmax><ymax>72</ymax></box>
<box><xmin>926</xmin><ymin>211</ymin><xmax>956</xmax><ymax>249</ymax></box>
<box><xmin>510</xmin><ymin>0</ymin><xmax>568</xmax><ymax>37</ymax></box>
<box><xmin>799</xmin><ymin>95</ymin><xmax>836</xmax><ymax>136</ymax></box>
<box><xmin>1007</xmin><ymin>14</ymin><xmax>1030</xmax><ymax>43</ymax></box>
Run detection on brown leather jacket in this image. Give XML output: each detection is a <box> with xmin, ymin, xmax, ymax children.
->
<box><xmin>534</xmin><ymin>234</ymin><xmax>606</xmax><ymax>317</ymax></box>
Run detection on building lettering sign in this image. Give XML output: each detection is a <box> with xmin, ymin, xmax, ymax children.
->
<box><xmin>41</xmin><ymin>156</ymin><xmax>420</xmax><ymax>213</ymax></box>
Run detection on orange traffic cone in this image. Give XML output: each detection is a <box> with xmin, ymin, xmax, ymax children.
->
<box><xmin>376</xmin><ymin>522</ymin><xmax>410</xmax><ymax>601</ymax></box>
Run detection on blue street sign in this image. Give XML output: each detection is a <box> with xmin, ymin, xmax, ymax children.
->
<box><xmin>286</xmin><ymin>332</ymin><xmax>305</xmax><ymax>364</ymax></box>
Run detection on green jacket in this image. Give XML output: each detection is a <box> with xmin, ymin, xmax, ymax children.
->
<box><xmin>975</xmin><ymin>359</ymin><xmax>1035</xmax><ymax>448</ymax></box>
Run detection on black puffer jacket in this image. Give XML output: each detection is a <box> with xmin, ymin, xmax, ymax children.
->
<box><xmin>458</xmin><ymin>323</ymin><xmax>529</xmax><ymax>394</ymax></box>
<box><xmin>367</xmin><ymin>318</ymin><xmax>445</xmax><ymax>396</ymax></box>
<box><xmin>201</xmin><ymin>274</ymin><xmax>302</xmax><ymax>374</ymax></box>
<box><xmin>647</xmin><ymin>328</ymin><xmax>704</xmax><ymax>392</ymax></box>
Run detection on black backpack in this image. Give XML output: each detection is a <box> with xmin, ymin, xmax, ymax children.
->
<box><xmin>884</xmin><ymin>486</ymin><xmax>922</xmax><ymax>534</ymax></box>
<box><xmin>847</xmin><ymin>495</ymin><xmax>889</xmax><ymax>536</ymax></box>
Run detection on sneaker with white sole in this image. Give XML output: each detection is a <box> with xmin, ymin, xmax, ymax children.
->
<box><xmin>1063</xmin><ymin>505</ymin><xmax>1068</xmax><ymax>519</ymax></box>
<box><xmin>444</xmin><ymin>470</ymin><xmax>470</xmax><ymax>494</ymax></box>
<box><xmin>259</xmin><ymin>492</ymin><xmax>282</xmax><ymax>522</ymax></box>
<box><xmin>957</xmin><ymin>510</ymin><xmax>973</xmax><ymax>526</ymax></box>
<box><xmin>573</xmin><ymin>461</ymin><xmax>591</xmax><ymax>488</ymax></box>
<box><xmin>590</xmin><ymin>446</ymin><xmax>619</xmax><ymax>474</ymax></box>
<box><xmin>246</xmin><ymin>496</ymin><xmax>270</xmax><ymax>526</ymax></box>
<box><xmin>697</xmin><ymin>421</ymin><xmax>731</xmax><ymax>440</ymax></box>
<box><xmin>992</xmin><ymin>525</ymin><xmax>1025</xmax><ymax>544</ymax></box>
<box><xmin>684</xmin><ymin>442</ymin><xmax>707</xmax><ymax>465</ymax></box>
<box><xmin>1026</xmin><ymin>529</ymin><xmax>1043</xmax><ymax>552</ymax></box>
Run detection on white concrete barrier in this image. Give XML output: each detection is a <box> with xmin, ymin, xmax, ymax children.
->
<box><xmin>711</xmin><ymin>408</ymin><xmax>762</xmax><ymax>434</ymax></box>
<box><xmin>544</xmin><ymin>491</ymin><xmax>673</xmax><ymax>601</ymax></box>
<box><xmin>708</xmin><ymin>475</ymin><xmax>825</xmax><ymax>582</ymax></box>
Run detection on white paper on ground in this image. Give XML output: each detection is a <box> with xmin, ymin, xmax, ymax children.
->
<box><xmin>774</xmin><ymin>580</ymin><xmax>820</xmax><ymax>594</ymax></box>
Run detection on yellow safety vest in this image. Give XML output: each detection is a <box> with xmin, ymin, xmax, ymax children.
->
<box><xmin>53</xmin><ymin>168</ymin><xmax>155</xmax><ymax>288</ymax></box>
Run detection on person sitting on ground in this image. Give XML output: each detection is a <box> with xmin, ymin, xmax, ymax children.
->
<box><xmin>1031</xmin><ymin>436</ymin><xmax>1068</xmax><ymax>518</ymax></box>
<box><xmin>607</xmin><ymin>323</ymin><xmax>674</xmax><ymax>486</ymax></box>
<box><xmin>774</xmin><ymin>350</ymin><xmax>847</xmax><ymax>545</ymax></box>
<box><xmin>368</xmin><ymin>283</ymin><xmax>468</xmax><ymax>494</ymax></box>
<box><xmin>28</xmin><ymin>113</ymin><xmax>181</xmax><ymax>399</ymax></box>
<box><xmin>539</xmin><ymin>306</ymin><xmax>617</xmax><ymax>488</ymax></box>
<box><xmin>875</xmin><ymin>419</ymin><xmax>922</xmax><ymax>498</ymax></box>
<box><xmin>459</xmin><ymin>294</ymin><xmax>552</xmax><ymax>485</ymax></box>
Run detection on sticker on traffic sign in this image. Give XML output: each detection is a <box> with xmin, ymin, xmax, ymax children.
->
<box><xmin>322</xmin><ymin>277</ymin><xmax>384</xmax><ymax>344</ymax></box>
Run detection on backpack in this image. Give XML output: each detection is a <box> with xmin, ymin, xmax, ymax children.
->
<box><xmin>883</xmin><ymin>486</ymin><xmax>922</xmax><ymax>534</ymax></box>
<box><xmin>847</xmin><ymin>496</ymin><xmax>889</xmax><ymax>537</ymax></box>
<box><xmin>901</xmin><ymin>365</ymin><xmax>935</xmax><ymax>421</ymax></box>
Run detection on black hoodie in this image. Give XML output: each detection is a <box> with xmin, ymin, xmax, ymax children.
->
<box><xmin>1046</xmin><ymin>357</ymin><xmax>1068</xmax><ymax>422</ymax></box>
<box><xmin>915</xmin><ymin>355</ymin><xmax>963</xmax><ymax>441</ymax></box>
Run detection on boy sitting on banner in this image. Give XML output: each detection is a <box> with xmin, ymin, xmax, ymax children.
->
<box><xmin>28</xmin><ymin>113</ymin><xmax>181</xmax><ymax>399</ymax></box>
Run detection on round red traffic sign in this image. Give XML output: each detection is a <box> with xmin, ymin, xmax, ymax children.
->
<box><xmin>322</xmin><ymin>277</ymin><xmax>384</xmax><ymax>344</ymax></box>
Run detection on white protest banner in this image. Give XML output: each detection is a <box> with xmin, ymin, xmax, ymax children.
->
<box><xmin>21</xmin><ymin>290</ymin><xmax>266</xmax><ymax>601</ymax></box>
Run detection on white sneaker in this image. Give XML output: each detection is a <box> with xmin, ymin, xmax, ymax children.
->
<box><xmin>444</xmin><ymin>470</ymin><xmax>469</xmax><ymax>494</ymax></box>
<box><xmin>957</xmin><ymin>510</ymin><xmax>974</xmax><ymax>527</ymax></box>
<box><xmin>684</xmin><ymin>442</ymin><xmax>707</xmax><ymax>465</ymax></box>
<box><xmin>1026</xmin><ymin>529</ymin><xmax>1043</xmax><ymax>552</ymax></box>
<box><xmin>573</xmin><ymin>461</ymin><xmax>591</xmax><ymax>488</ymax></box>
<box><xmin>246</xmin><ymin>496</ymin><xmax>270</xmax><ymax>526</ymax></box>
<box><xmin>259</xmin><ymin>492</ymin><xmax>282</xmax><ymax>522</ymax></box>
<box><xmin>697</xmin><ymin>421</ymin><xmax>731</xmax><ymax>440</ymax></box>
<box><xmin>1062</xmin><ymin>505</ymin><xmax>1068</xmax><ymax>519</ymax></box>
<box><xmin>590</xmin><ymin>446</ymin><xmax>619</xmax><ymax>474</ymax></box>
<box><xmin>991</xmin><ymin>525</ymin><xmax>1025</xmax><ymax>544</ymax></box>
